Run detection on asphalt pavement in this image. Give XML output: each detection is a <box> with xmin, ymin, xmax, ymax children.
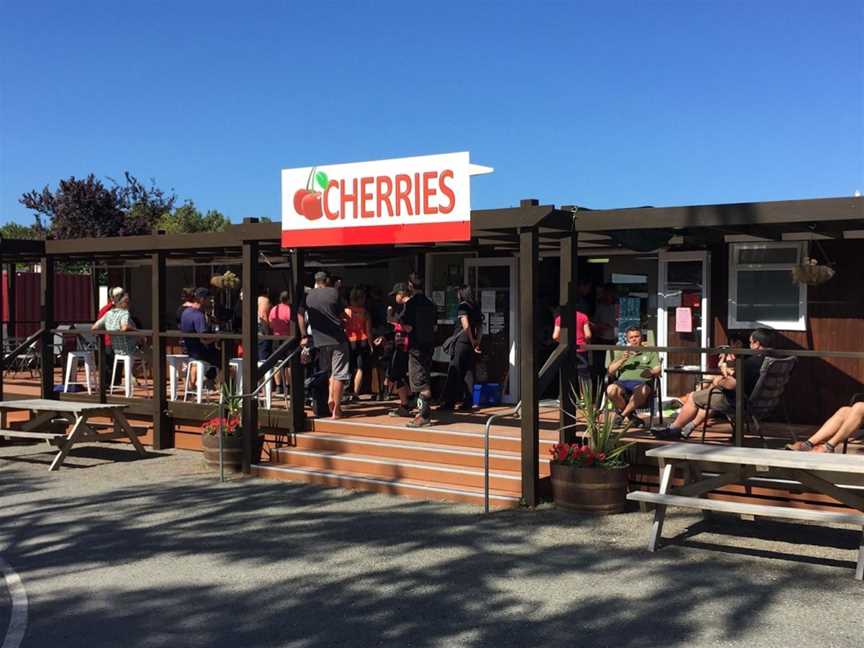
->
<box><xmin>1</xmin><ymin>440</ymin><xmax>862</xmax><ymax>648</ymax></box>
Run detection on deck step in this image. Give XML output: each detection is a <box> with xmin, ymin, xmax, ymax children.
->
<box><xmin>309</xmin><ymin>417</ymin><xmax>558</xmax><ymax>453</ymax></box>
<box><xmin>270</xmin><ymin>448</ymin><xmax>522</xmax><ymax>493</ymax></box>
<box><xmin>287</xmin><ymin>431</ymin><xmax>550</xmax><ymax>474</ymax></box>
<box><xmin>251</xmin><ymin>463</ymin><xmax>521</xmax><ymax>508</ymax></box>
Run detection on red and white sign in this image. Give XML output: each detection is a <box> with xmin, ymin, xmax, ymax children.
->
<box><xmin>281</xmin><ymin>152</ymin><xmax>491</xmax><ymax>248</ymax></box>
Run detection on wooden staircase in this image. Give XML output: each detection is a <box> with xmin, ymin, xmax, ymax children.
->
<box><xmin>252</xmin><ymin>416</ymin><xmax>558</xmax><ymax>508</ymax></box>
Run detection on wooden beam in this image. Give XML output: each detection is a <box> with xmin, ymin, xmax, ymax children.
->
<box><xmin>289</xmin><ymin>248</ymin><xmax>305</xmax><ymax>434</ymax></box>
<box><xmin>558</xmin><ymin>231</ymin><xmax>578</xmax><ymax>440</ymax></box>
<box><xmin>40</xmin><ymin>256</ymin><xmax>57</xmax><ymax>399</ymax></box>
<box><xmin>151</xmin><ymin>252</ymin><xmax>173</xmax><ymax>449</ymax></box>
<box><xmin>519</xmin><ymin>227</ymin><xmax>540</xmax><ymax>507</ymax></box>
<box><xmin>241</xmin><ymin>241</ymin><xmax>259</xmax><ymax>472</ymax></box>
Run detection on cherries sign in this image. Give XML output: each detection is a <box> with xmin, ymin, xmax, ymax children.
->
<box><xmin>293</xmin><ymin>169</ymin><xmax>329</xmax><ymax>221</ymax></box>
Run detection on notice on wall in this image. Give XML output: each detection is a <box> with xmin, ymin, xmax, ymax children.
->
<box><xmin>481</xmin><ymin>290</ymin><xmax>496</xmax><ymax>313</ymax></box>
<box><xmin>432</xmin><ymin>290</ymin><xmax>445</xmax><ymax>307</ymax></box>
<box><xmin>675</xmin><ymin>307</ymin><xmax>693</xmax><ymax>333</ymax></box>
<box><xmin>489</xmin><ymin>312</ymin><xmax>505</xmax><ymax>335</ymax></box>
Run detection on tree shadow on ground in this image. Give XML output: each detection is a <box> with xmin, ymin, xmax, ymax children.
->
<box><xmin>0</xmin><ymin>463</ymin><xmax>859</xmax><ymax>647</ymax></box>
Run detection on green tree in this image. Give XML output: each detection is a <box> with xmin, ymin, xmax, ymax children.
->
<box><xmin>158</xmin><ymin>201</ymin><xmax>231</xmax><ymax>233</ymax></box>
<box><xmin>0</xmin><ymin>222</ymin><xmax>42</xmax><ymax>240</ymax></box>
<box><xmin>19</xmin><ymin>173</ymin><xmax>175</xmax><ymax>239</ymax></box>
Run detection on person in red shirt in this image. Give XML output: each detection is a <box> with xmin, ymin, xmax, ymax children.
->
<box><xmin>552</xmin><ymin>307</ymin><xmax>592</xmax><ymax>380</ymax></box>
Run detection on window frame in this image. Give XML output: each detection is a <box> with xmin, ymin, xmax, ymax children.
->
<box><xmin>728</xmin><ymin>241</ymin><xmax>807</xmax><ymax>331</ymax></box>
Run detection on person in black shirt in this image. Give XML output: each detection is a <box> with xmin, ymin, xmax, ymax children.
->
<box><xmin>440</xmin><ymin>286</ymin><xmax>483</xmax><ymax>411</ymax></box>
<box><xmin>389</xmin><ymin>274</ymin><xmax>436</xmax><ymax>427</ymax></box>
<box><xmin>660</xmin><ymin>328</ymin><xmax>775</xmax><ymax>439</ymax></box>
<box><xmin>301</xmin><ymin>271</ymin><xmax>350</xmax><ymax>418</ymax></box>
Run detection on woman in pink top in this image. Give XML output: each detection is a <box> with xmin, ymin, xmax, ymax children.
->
<box><xmin>552</xmin><ymin>308</ymin><xmax>592</xmax><ymax>379</ymax></box>
<box><xmin>268</xmin><ymin>291</ymin><xmax>292</xmax><ymax>394</ymax></box>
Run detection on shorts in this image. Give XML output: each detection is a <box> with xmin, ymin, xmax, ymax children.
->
<box><xmin>318</xmin><ymin>342</ymin><xmax>351</xmax><ymax>382</ymax></box>
<box><xmin>691</xmin><ymin>388</ymin><xmax>735</xmax><ymax>414</ymax></box>
<box><xmin>349</xmin><ymin>340</ymin><xmax>370</xmax><ymax>373</ymax></box>
<box><xmin>614</xmin><ymin>379</ymin><xmax>651</xmax><ymax>400</ymax></box>
<box><xmin>388</xmin><ymin>349</ymin><xmax>409</xmax><ymax>386</ymax></box>
<box><xmin>408</xmin><ymin>347</ymin><xmax>432</xmax><ymax>393</ymax></box>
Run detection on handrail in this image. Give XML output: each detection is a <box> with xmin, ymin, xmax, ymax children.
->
<box><xmin>483</xmin><ymin>401</ymin><xmax>521</xmax><ymax>513</ymax></box>
<box><xmin>215</xmin><ymin>341</ymin><xmax>302</xmax><ymax>482</ymax></box>
<box><xmin>2</xmin><ymin>328</ymin><xmax>45</xmax><ymax>365</ymax></box>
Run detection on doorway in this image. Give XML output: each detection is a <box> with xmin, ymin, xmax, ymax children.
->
<box><xmin>464</xmin><ymin>258</ymin><xmax>519</xmax><ymax>403</ymax></box>
<box><xmin>657</xmin><ymin>251</ymin><xmax>711</xmax><ymax>397</ymax></box>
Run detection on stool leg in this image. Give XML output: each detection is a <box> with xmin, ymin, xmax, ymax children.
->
<box><xmin>168</xmin><ymin>361</ymin><xmax>177</xmax><ymax>401</ymax></box>
<box><xmin>110</xmin><ymin>356</ymin><xmax>119</xmax><ymax>396</ymax></box>
<box><xmin>124</xmin><ymin>358</ymin><xmax>133</xmax><ymax>398</ymax></box>
<box><xmin>64</xmin><ymin>354</ymin><xmax>74</xmax><ymax>392</ymax></box>
<box><xmin>83</xmin><ymin>356</ymin><xmax>93</xmax><ymax>395</ymax></box>
<box><xmin>196</xmin><ymin>364</ymin><xmax>204</xmax><ymax>404</ymax></box>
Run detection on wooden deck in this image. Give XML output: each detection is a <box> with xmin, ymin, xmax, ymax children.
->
<box><xmin>3</xmin><ymin>369</ymin><xmax>863</xmax><ymax>510</ymax></box>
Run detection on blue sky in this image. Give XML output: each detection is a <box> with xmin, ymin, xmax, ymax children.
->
<box><xmin>1</xmin><ymin>1</ymin><xmax>862</xmax><ymax>226</ymax></box>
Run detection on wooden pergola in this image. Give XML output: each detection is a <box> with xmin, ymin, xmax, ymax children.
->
<box><xmin>1</xmin><ymin>200</ymin><xmax>578</xmax><ymax>505</ymax></box>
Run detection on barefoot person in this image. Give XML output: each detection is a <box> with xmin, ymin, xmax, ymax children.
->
<box><xmin>302</xmin><ymin>271</ymin><xmax>350</xmax><ymax>419</ymax></box>
<box><xmin>787</xmin><ymin>401</ymin><xmax>864</xmax><ymax>453</ymax></box>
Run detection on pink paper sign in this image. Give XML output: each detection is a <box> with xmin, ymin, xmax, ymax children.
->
<box><xmin>675</xmin><ymin>307</ymin><xmax>693</xmax><ymax>333</ymax></box>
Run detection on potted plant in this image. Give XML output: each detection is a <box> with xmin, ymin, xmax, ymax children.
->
<box><xmin>550</xmin><ymin>379</ymin><xmax>634</xmax><ymax>513</ymax></box>
<box><xmin>200</xmin><ymin>380</ymin><xmax>265</xmax><ymax>471</ymax></box>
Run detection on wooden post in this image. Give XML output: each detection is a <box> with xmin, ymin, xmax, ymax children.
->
<box><xmin>241</xmin><ymin>241</ymin><xmax>259</xmax><ymax>473</ymax></box>
<box><xmin>734</xmin><ymin>355</ymin><xmax>744</xmax><ymax>447</ymax></box>
<box><xmin>519</xmin><ymin>227</ymin><xmax>539</xmax><ymax>507</ymax></box>
<box><xmin>289</xmin><ymin>248</ymin><xmax>305</xmax><ymax>435</ymax></box>
<box><xmin>151</xmin><ymin>252</ymin><xmax>172</xmax><ymax>449</ymax></box>
<box><xmin>40</xmin><ymin>256</ymin><xmax>57</xmax><ymax>399</ymax></box>
<box><xmin>558</xmin><ymin>230</ymin><xmax>578</xmax><ymax>440</ymax></box>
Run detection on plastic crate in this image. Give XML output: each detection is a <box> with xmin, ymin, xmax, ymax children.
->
<box><xmin>472</xmin><ymin>383</ymin><xmax>502</xmax><ymax>406</ymax></box>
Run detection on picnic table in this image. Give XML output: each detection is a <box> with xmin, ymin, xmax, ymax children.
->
<box><xmin>627</xmin><ymin>443</ymin><xmax>864</xmax><ymax>580</ymax></box>
<box><xmin>0</xmin><ymin>398</ymin><xmax>147</xmax><ymax>471</ymax></box>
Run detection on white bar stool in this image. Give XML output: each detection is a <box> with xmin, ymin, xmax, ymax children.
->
<box><xmin>228</xmin><ymin>357</ymin><xmax>274</xmax><ymax>408</ymax></box>
<box><xmin>166</xmin><ymin>354</ymin><xmax>189</xmax><ymax>401</ymax></box>
<box><xmin>229</xmin><ymin>357</ymin><xmax>244</xmax><ymax>394</ymax></box>
<box><xmin>110</xmin><ymin>353</ymin><xmax>139</xmax><ymax>398</ymax></box>
<box><xmin>64</xmin><ymin>351</ymin><xmax>96</xmax><ymax>394</ymax></box>
<box><xmin>182</xmin><ymin>359</ymin><xmax>208</xmax><ymax>404</ymax></box>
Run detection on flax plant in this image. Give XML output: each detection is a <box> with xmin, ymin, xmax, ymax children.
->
<box><xmin>559</xmin><ymin>378</ymin><xmax>634</xmax><ymax>466</ymax></box>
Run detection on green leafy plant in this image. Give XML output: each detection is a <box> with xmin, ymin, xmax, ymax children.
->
<box><xmin>557</xmin><ymin>378</ymin><xmax>634</xmax><ymax>467</ymax></box>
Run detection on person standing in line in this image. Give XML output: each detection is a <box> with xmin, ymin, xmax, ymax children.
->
<box><xmin>301</xmin><ymin>271</ymin><xmax>351</xmax><ymax>419</ymax></box>
<box><xmin>392</xmin><ymin>273</ymin><xmax>436</xmax><ymax>428</ymax></box>
<box><xmin>440</xmin><ymin>286</ymin><xmax>483</xmax><ymax>412</ymax></box>
<box><xmin>344</xmin><ymin>286</ymin><xmax>373</xmax><ymax>402</ymax></box>
<box><xmin>552</xmin><ymin>305</ymin><xmax>592</xmax><ymax>381</ymax></box>
<box><xmin>387</xmin><ymin>284</ymin><xmax>411</xmax><ymax>413</ymax></box>
<box><xmin>269</xmin><ymin>290</ymin><xmax>293</xmax><ymax>395</ymax></box>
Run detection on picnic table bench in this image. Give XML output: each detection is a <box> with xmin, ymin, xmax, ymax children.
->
<box><xmin>627</xmin><ymin>443</ymin><xmax>864</xmax><ymax>580</ymax></box>
<box><xmin>0</xmin><ymin>398</ymin><xmax>147</xmax><ymax>471</ymax></box>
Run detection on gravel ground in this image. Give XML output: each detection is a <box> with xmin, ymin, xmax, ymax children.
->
<box><xmin>1</xmin><ymin>441</ymin><xmax>863</xmax><ymax>648</ymax></box>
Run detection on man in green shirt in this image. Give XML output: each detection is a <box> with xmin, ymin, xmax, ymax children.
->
<box><xmin>606</xmin><ymin>326</ymin><xmax>661</xmax><ymax>428</ymax></box>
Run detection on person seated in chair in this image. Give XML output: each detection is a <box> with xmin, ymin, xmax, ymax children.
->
<box><xmin>660</xmin><ymin>328</ymin><xmax>774</xmax><ymax>439</ymax></box>
<box><xmin>786</xmin><ymin>400</ymin><xmax>864</xmax><ymax>453</ymax></box>
<box><xmin>606</xmin><ymin>326</ymin><xmax>661</xmax><ymax>429</ymax></box>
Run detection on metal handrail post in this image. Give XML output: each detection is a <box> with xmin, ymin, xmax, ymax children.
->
<box><xmin>483</xmin><ymin>401</ymin><xmax>521</xmax><ymax>513</ymax></box>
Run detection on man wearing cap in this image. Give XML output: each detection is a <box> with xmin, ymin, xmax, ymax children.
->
<box><xmin>302</xmin><ymin>270</ymin><xmax>351</xmax><ymax>419</ymax></box>
<box><xmin>180</xmin><ymin>288</ymin><xmax>219</xmax><ymax>382</ymax></box>
<box><xmin>390</xmin><ymin>274</ymin><xmax>436</xmax><ymax>427</ymax></box>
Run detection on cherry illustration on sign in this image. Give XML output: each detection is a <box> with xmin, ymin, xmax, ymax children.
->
<box><xmin>293</xmin><ymin>169</ymin><xmax>329</xmax><ymax>220</ymax></box>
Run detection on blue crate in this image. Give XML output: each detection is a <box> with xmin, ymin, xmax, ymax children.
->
<box><xmin>472</xmin><ymin>383</ymin><xmax>502</xmax><ymax>406</ymax></box>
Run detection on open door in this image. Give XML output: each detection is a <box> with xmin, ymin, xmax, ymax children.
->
<box><xmin>657</xmin><ymin>251</ymin><xmax>710</xmax><ymax>397</ymax></box>
<box><xmin>464</xmin><ymin>258</ymin><xmax>519</xmax><ymax>403</ymax></box>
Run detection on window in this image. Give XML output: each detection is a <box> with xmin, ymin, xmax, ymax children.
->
<box><xmin>728</xmin><ymin>242</ymin><xmax>806</xmax><ymax>331</ymax></box>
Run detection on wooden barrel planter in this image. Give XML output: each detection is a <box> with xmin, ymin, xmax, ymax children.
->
<box><xmin>550</xmin><ymin>462</ymin><xmax>629</xmax><ymax>514</ymax></box>
<box><xmin>201</xmin><ymin>433</ymin><xmax>244</xmax><ymax>472</ymax></box>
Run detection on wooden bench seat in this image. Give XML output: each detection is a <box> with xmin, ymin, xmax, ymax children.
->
<box><xmin>628</xmin><ymin>491</ymin><xmax>864</xmax><ymax>526</ymax></box>
<box><xmin>0</xmin><ymin>429</ymin><xmax>67</xmax><ymax>442</ymax></box>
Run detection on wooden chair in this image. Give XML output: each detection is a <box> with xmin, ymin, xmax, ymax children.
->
<box><xmin>841</xmin><ymin>393</ymin><xmax>864</xmax><ymax>454</ymax></box>
<box><xmin>700</xmin><ymin>355</ymin><xmax>797</xmax><ymax>445</ymax></box>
